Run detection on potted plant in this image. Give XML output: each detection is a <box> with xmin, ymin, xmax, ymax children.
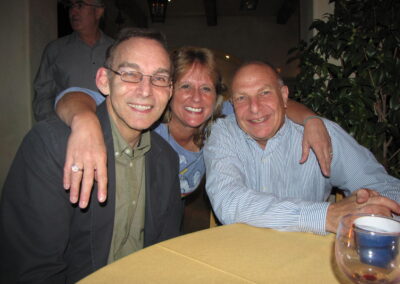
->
<box><xmin>289</xmin><ymin>0</ymin><xmax>400</xmax><ymax>177</ymax></box>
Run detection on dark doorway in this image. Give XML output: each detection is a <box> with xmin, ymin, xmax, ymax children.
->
<box><xmin>58</xmin><ymin>2</ymin><xmax>72</xmax><ymax>37</ymax></box>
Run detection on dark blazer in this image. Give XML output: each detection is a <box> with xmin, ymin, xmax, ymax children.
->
<box><xmin>0</xmin><ymin>103</ymin><xmax>183</xmax><ymax>284</ymax></box>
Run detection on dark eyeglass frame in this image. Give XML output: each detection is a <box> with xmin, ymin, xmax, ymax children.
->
<box><xmin>105</xmin><ymin>66</ymin><xmax>172</xmax><ymax>87</ymax></box>
<box><xmin>67</xmin><ymin>1</ymin><xmax>104</xmax><ymax>10</ymax></box>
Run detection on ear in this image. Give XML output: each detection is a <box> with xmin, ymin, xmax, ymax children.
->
<box><xmin>280</xmin><ymin>85</ymin><xmax>289</xmax><ymax>108</ymax></box>
<box><xmin>95</xmin><ymin>7</ymin><xmax>105</xmax><ymax>21</ymax></box>
<box><xmin>96</xmin><ymin>67</ymin><xmax>110</xmax><ymax>96</ymax></box>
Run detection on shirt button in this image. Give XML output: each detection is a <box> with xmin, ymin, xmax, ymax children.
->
<box><xmin>129</xmin><ymin>162</ymin><xmax>133</xmax><ymax>167</ymax></box>
<box><xmin>132</xmin><ymin>200</ymin><xmax>136</xmax><ymax>205</ymax></box>
<box><xmin>125</xmin><ymin>149</ymin><xmax>131</xmax><ymax>155</ymax></box>
<box><xmin>115</xmin><ymin>151</ymin><xmax>120</xmax><ymax>157</ymax></box>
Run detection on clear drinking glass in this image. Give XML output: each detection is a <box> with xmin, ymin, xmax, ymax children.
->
<box><xmin>335</xmin><ymin>214</ymin><xmax>400</xmax><ymax>283</ymax></box>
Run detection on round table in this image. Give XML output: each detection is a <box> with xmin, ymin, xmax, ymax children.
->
<box><xmin>79</xmin><ymin>223</ymin><xmax>350</xmax><ymax>283</ymax></box>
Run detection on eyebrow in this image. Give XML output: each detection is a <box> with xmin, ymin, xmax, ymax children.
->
<box><xmin>232</xmin><ymin>91</ymin><xmax>245</xmax><ymax>97</ymax></box>
<box><xmin>116</xmin><ymin>62</ymin><xmax>170</xmax><ymax>75</ymax></box>
<box><xmin>257</xmin><ymin>84</ymin><xmax>273</xmax><ymax>92</ymax></box>
<box><xmin>116</xmin><ymin>62</ymin><xmax>139</xmax><ymax>69</ymax></box>
<box><xmin>233</xmin><ymin>84</ymin><xmax>271</xmax><ymax>93</ymax></box>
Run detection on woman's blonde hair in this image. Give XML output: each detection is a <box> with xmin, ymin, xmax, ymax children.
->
<box><xmin>164</xmin><ymin>46</ymin><xmax>226</xmax><ymax>148</ymax></box>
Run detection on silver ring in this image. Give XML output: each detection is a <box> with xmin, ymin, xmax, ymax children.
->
<box><xmin>71</xmin><ymin>164</ymin><xmax>83</xmax><ymax>173</ymax></box>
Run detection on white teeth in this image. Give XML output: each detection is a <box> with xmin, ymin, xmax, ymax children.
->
<box><xmin>128</xmin><ymin>104</ymin><xmax>152</xmax><ymax>111</ymax></box>
<box><xmin>251</xmin><ymin>117</ymin><xmax>266</xmax><ymax>123</ymax></box>
<box><xmin>185</xmin><ymin>107</ymin><xmax>202</xmax><ymax>113</ymax></box>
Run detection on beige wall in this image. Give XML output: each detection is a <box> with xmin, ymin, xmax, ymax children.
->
<box><xmin>0</xmin><ymin>0</ymin><xmax>56</xmax><ymax>190</ymax></box>
<box><xmin>102</xmin><ymin>1</ymin><xmax>301</xmax><ymax>80</ymax></box>
<box><xmin>151</xmin><ymin>14</ymin><xmax>300</xmax><ymax>80</ymax></box>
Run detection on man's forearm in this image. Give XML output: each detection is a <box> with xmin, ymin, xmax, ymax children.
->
<box><xmin>55</xmin><ymin>92</ymin><xmax>97</xmax><ymax>126</ymax></box>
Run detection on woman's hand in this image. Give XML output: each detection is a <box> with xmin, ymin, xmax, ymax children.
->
<box><xmin>63</xmin><ymin>111</ymin><xmax>108</xmax><ymax>208</ymax></box>
<box><xmin>300</xmin><ymin>117</ymin><xmax>332</xmax><ymax>177</ymax></box>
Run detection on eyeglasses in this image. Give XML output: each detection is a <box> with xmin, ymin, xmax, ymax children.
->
<box><xmin>67</xmin><ymin>1</ymin><xmax>104</xmax><ymax>10</ymax></box>
<box><xmin>105</xmin><ymin>67</ymin><xmax>172</xmax><ymax>87</ymax></box>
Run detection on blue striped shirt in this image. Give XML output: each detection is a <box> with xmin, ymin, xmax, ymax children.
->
<box><xmin>204</xmin><ymin>114</ymin><xmax>400</xmax><ymax>234</ymax></box>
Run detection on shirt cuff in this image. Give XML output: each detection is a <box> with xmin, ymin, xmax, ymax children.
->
<box><xmin>298</xmin><ymin>202</ymin><xmax>330</xmax><ymax>234</ymax></box>
<box><xmin>54</xmin><ymin>87</ymin><xmax>105</xmax><ymax>108</ymax></box>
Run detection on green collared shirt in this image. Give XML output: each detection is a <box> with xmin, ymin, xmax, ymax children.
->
<box><xmin>107</xmin><ymin>118</ymin><xmax>151</xmax><ymax>263</ymax></box>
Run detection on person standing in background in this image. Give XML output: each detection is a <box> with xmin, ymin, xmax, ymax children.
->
<box><xmin>33</xmin><ymin>0</ymin><xmax>114</xmax><ymax>121</ymax></box>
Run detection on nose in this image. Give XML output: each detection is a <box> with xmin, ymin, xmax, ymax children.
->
<box><xmin>138</xmin><ymin>76</ymin><xmax>153</xmax><ymax>97</ymax></box>
<box><xmin>191</xmin><ymin>88</ymin><xmax>201</xmax><ymax>103</ymax></box>
<box><xmin>249</xmin><ymin>96</ymin><xmax>260</xmax><ymax>114</ymax></box>
<box><xmin>69</xmin><ymin>5</ymin><xmax>79</xmax><ymax>15</ymax></box>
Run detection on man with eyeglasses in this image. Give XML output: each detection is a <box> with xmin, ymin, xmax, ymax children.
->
<box><xmin>0</xmin><ymin>28</ymin><xmax>183</xmax><ymax>283</ymax></box>
<box><xmin>32</xmin><ymin>0</ymin><xmax>114</xmax><ymax>121</ymax></box>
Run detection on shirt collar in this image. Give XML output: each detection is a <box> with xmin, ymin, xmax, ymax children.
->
<box><xmin>71</xmin><ymin>30</ymin><xmax>104</xmax><ymax>47</ymax></box>
<box><xmin>109</xmin><ymin>115</ymin><xmax>151</xmax><ymax>160</ymax></box>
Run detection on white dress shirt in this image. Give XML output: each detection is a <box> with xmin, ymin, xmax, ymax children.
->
<box><xmin>204</xmin><ymin>114</ymin><xmax>400</xmax><ymax>234</ymax></box>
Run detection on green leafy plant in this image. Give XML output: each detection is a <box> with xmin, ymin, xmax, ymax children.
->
<box><xmin>289</xmin><ymin>0</ymin><xmax>400</xmax><ymax>177</ymax></box>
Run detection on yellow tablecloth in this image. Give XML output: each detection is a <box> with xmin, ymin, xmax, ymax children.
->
<box><xmin>79</xmin><ymin>224</ymin><xmax>349</xmax><ymax>283</ymax></box>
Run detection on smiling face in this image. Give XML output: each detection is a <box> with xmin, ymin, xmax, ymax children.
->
<box><xmin>170</xmin><ymin>62</ymin><xmax>217</xmax><ymax>129</ymax></box>
<box><xmin>231</xmin><ymin>63</ymin><xmax>288</xmax><ymax>148</ymax></box>
<box><xmin>97</xmin><ymin>37</ymin><xmax>172</xmax><ymax>145</ymax></box>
